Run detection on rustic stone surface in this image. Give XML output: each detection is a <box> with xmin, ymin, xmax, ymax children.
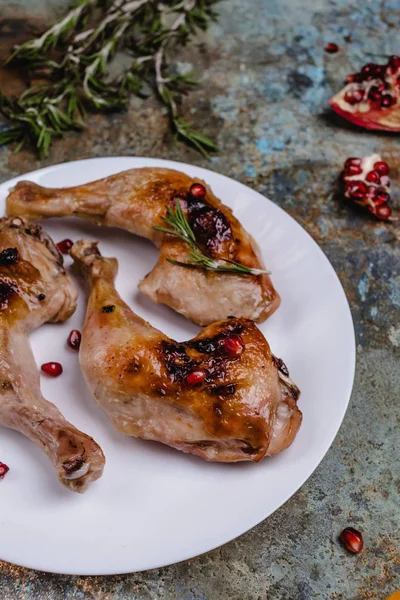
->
<box><xmin>0</xmin><ymin>1</ymin><xmax>399</xmax><ymax>598</ymax></box>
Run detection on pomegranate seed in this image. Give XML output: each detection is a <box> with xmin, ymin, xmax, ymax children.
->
<box><xmin>0</xmin><ymin>462</ymin><xmax>9</xmax><ymax>479</ymax></box>
<box><xmin>344</xmin><ymin>158</ymin><xmax>361</xmax><ymax>167</ymax></box>
<box><xmin>366</xmin><ymin>186</ymin><xmax>377</xmax><ymax>199</ymax></box>
<box><xmin>375</xmin><ymin>204</ymin><xmax>392</xmax><ymax>220</ymax></box>
<box><xmin>368</xmin><ymin>86</ymin><xmax>382</xmax><ymax>102</ymax></box>
<box><xmin>339</xmin><ymin>527</ymin><xmax>364</xmax><ymax>554</ymax></box>
<box><xmin>344</xmin><ymin>89</ymin><xmax>364</xmax><ymax>104</ymax></box>
<box><xmin>223</xmin><ymin>335</ymin><xmax>245</xmax><ymax>357</ymax></box>
<box><xmin>344</xmin><ymin>164</ymin><xmax>362</xmax><ymax>176</ymax></box>
<box><xmin>67</xmin><ymin>330</ymin><xmax>81</xmax><ymax>351</ymax></box>
<box><xmin>345</xmin><ymin>74</ymin><xmax>356</xmax><ymax>83</ymax></box>
<box><xmin>373</xmin><ymin>65</ymin><xmax>385</xmax><ymax>78</ymax></box>
<box><xmin>374</xmin><ymin>161</ymin><xmax>389</xmax><ymax>175</ymax></box>
<box><xmin>388</xmin><ymin>55</ymin><xmax>400</xmax><ymax>72</ymax></box>
<box><xmin>346</xmin><ymin>180</ymin><xmax>367</xmax><ymax>198</ymax></box>
<box><xmin>325</xmin><ymin>42</ymin><xmax>339</xmax><ymax>54</ymax></box>
<box><xmin>190</xmin><ymin>183</ymin><xmax>206</xmax><ymax>198</ymax></box>
<box><xmin>184</xmin><ymin>369</ymin><xmax>206</xmax><ymax>386</ymax></box>
<box><xmin>41</xmin><ymin>362</ymin><xmax>63</xmax><ymax>377</ymax></box>
<box><xmin>56</xmin><ymin>239</ymin><xmax>74</xmax><ymax>254</ymax></box>
<box><xmin>365</xmin><ymin>170</ymin><xmax>380</xmax><ymax>183</ymax></box>
<box><xmin>381</xmin><ymin>94</ymin><xmax>394</xmax><ymax>107</ymax></box>
<box><xmin>361</xmin><ymin>62</ymin><xmax>377</xmax><ymax>79</ymax></box>
<box><xmin>376</xmin><ymin>189</ymin><xmax>390</xmax><ymax>204</ymax></box>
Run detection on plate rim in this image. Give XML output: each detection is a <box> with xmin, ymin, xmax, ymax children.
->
<box><xmin>0</xmin><ymin>156</ymin><xmax>356</xmax><ymax>575</ymax></box>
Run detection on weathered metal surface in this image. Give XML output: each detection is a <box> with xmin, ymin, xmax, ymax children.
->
<box><xmin>0</xmin><ymin>0</ymin><xmax>399</xmax><ymax>598</ymax></box>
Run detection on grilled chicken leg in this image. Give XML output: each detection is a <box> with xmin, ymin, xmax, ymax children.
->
<box><xmin>6</xmin><ymin>168</ymin><xmax>280</xmax><ymax>325</ymax></box>
<box><xmin>0</xmin><ymin>218</ymin><xmax>105</xmax><ymax>492</ymax></box>
<box><xmin>71</xmin><ymin>240</ymin><xmax>301</xmax><ymax>462</ymax></box>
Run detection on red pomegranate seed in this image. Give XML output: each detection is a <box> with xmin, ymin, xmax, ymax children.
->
<box><xmin>361</xmin><ymin>62</ymin><xmax>378</xmax><ymax>79</ymax></box>
<box><xmin>325</xmin><ymin>42</ymin><xmax>339</xmax><ymax>54</ymax></box>
<box><xmin>368</xmin><ymin>86</ymin><xmax>382</xmax><ymax>102</ymax></box>
<box><xmin>340</xmin><ymin>527</ymin><xmax>364</xmax><ymax>554</ymax></box>
<box><xmin>375</xmin><ymin>204</ymin><xmax>392</xmax><ymax>220</ymax></box>
<box><xmin>374</xmin><ymin>161</ymin><xmax>390</xmax><ymax>175</ymax></box>
<box><xmin>365</xmin><ymin>170</ymin><xmax>380</xmax><ymax>183</ymax></box>
<box><xmin>184</xmin><ymin>369</ymin><xmax>206</xmax><ymax>386</ymax></box>
<box><xmin>366</xmin><ymin>186</ymin><xmax>377</xmax><ymax>199</ymax></box>
<box><xmin>189</xmin><ymin>183</ymin><xmax>206</xmax><ymax>198</ymax></box>
<box><xmin>381</xmin><ymin>94</ymin><xmax>394</xmax><ymax>107</ymax></box>
<box><xmin>0</xmin><ymin>462</ymin><xmax>9</xmax><ymax>479</ymax></box>
<box><xmin>346</xmin><ymin>180</ymin><xmax>368</xmax><ymax>198</ymax></box>
<box><xmin>56</xmin><ymin>239</ymin><xmax>74</xmax><ymax>254</ymax></box>
<box><xmin>224</xmin><ymin>335</ymin><xmax>245</xmax><ymax>357</ymax></box>
<box><xmin>344</xmin><ymin>89</ymin><xmax>364</xmax><ymax>104</ymax></box>
<box><xmin>41</xmin><ymin>362</ymin><xmax>63</xmax><ymax>377</ymax></box>
<box><xmin>344</xmin><ymin>164</ymin><xmax>362</xmax><ymax>176</ymax></box>
<box><xmin>376</xmin><ymin>189</ymin><xmax>390</xmax><ymax>204</ymax></box>
<box><xmin>389</xmin><ymin>55</ymin><xmax>400</xmax><ymax>72</ymax></box>
<box><xmin>344</xmin><ymin>158</ymin><xmax>361</xmax><ymax>167</ymax></box>
<box><xmin>67</xmin><ymin>330</ymin><xmax>81</xmax><ymax>351</ymax></box>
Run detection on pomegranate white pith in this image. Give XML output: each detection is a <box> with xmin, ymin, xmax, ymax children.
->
<box><xmin>330</xmin><ymin>56</ymin><xmax>400</xmax><ymax>131</ymax></box>
<box><xmin>343</xmin><ymin>153</ymin><xmax>395</xmax><ymax>221</ymax></box>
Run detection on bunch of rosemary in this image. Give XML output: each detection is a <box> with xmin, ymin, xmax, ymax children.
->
<box><xmin>0</xmin><ymin>0</ymin><xmax>220</xmax><ymax>158</ymax></box>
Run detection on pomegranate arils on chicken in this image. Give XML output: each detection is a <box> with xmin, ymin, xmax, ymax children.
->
<box><xmin>223</xmin><ymin>335</ymin><xmax>245</xmax><ymax>357</ymax></box>
<box><xmin>41</xmin><ymin>362</ymin><xmax>63</xmax><ymax>377</ymax></box>
<box><xmin>340</xmin><ymin>527</ymin><xmax>364</xmax><ymax>554</ymax></box>
<box><xmin>325</xmin><ymin>42</ymin><xmax>339</xmax><ymax>54</ymax></box>
<box><xmin>342</xmin><ymin>153</ymin><xmax>395</xmax><ymax>221</ymax></box>
<box><xmin>56</xmin><ymin>239</ymin><xmax>74</xmax><ymax>254</ymax></box>
<box><xmin>185</xmin><ymin>369</ymin><xmax>206</xmax><ymax>386</ymax></box>
<box><xmin>330</xmin><ymin>56</ymin><xmax>400</xmax><ymax>131</ymax></box>
<box><xmin>0</xmin><ymin>462</ymin><xmax>9</xmax><ymax>479</ymax></box>
<box><xmin>67</xmin><ymin>329</ymin><xmax>81</xmax><ymax>351</ymax></box>
<box><xmin>189</xmin><ymin>183</ymin><xmax>206</xmax><ymax>198</ymax></box>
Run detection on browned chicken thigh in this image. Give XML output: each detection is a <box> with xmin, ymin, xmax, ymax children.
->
<box><xmin>71</xmin><ymin>240</ymin><xmax>301</xmax><ymax>462</ymax></box>
<box><xmin>6</xmin><ymin>168</ymin><xmax>280</xmax><ymax>325</ymax></box>
<box><xmin>0</xmin><ymin>217</ymin><xmax>105</xmax><ymax>492</ymax></box>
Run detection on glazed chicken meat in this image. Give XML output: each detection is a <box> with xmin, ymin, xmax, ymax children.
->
<box><xmin>6</xmin><ymin>168</ymin><xmax>280</xmax><ymax>325</ymax></box>
<box><xmin>71</xmin><ymin>240</ymin><xmax>301</xmax><ymax>462</ymax></box>
<box><xmin>0</xmin><ymin>217</ymin><xmax>105</xmax><ymax>492</ymax></box>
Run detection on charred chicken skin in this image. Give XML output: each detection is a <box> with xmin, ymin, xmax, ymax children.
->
<box><xmin>6</xmin><ymin>168</ymin><xmax>280</xmax><ymax>326</ymax></box>
<box><xmin>71</xmin><ymin>240</ymin><xmax>301</xmax><ymax>462</ymax></box>
<box><xmin>0</xmin><ymin>217</ymin><xmax>105</xmax><ymax>492</ymax></box>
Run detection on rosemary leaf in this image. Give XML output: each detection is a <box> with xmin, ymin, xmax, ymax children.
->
<box><xmin>154</xmin><ymin>200</ymin><xmax>270</xmax><ymax>276</ymax></box>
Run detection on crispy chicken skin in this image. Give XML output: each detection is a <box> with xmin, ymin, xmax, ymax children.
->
<box><xmin>71</xmin><ymin>240</ymin><xmax>301</xmax><ymax>462</ymax></box>
<box><xmin>6</xmin><ymin>168</ymin><xmax>280</xmax><ymax>325</ymax></box>
<box><xmin>0</xmin><ymin>217</ymin><xmax>105</xmax><ymax>492</ymax></box>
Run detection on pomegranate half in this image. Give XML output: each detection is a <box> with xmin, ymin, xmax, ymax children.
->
<box><xmin>330</xmin><ymin>56</ymin><xmax>400</xmax><ymax>131</ymax></box>
<box><xmin>343</xmin><ymin>153</ymin><xmax>395</xmax><ymax>220</ymax></box>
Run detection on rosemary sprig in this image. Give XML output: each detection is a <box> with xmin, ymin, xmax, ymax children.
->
<box><xmin>0</xmin><ymin>0</ymin><xmax>219</xmax><ymax>158</ymax></box>
<box><xmin>154</xmin><ymin>200</ymin><xmax>270</xmax><ymax>276</ymax></box>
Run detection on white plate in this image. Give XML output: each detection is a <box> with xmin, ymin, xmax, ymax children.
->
<box><xmin>0</xmin><ymin>157</ymin><xmax>355</xmax><ymax>575</ymax></box>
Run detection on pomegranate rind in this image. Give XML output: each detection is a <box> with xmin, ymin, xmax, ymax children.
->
<box><xmin>330</xmin><ymin>91</ymin><xmax>400</xmax><ymax>132</ymax></box>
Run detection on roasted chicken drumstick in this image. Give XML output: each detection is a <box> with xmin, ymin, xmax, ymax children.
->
<box><xmin>71</xmin><ymin>240</ymin><xmax>301</xmax><ymax>462</ymax></box>
<box><xmin>0</xmin><ymin>218</ymin><xmax>105</xmax><ymax>492</ymax></box>
<box><xmin>7</xmin><ymin>168</ymin><xmax>280</xmax><ymax>325</ymax></box>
